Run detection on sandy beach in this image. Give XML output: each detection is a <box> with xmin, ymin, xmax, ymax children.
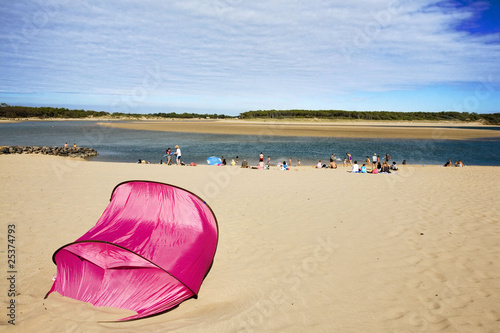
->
<box><xmin>1</xmin><ymin>154</ymin><xmax>499</xmax><ymax>332</ymax></box>
<box><xmin>98</xmin><ymin>120</ymin><xmax>500</xmax><ymax>140</ymax></box>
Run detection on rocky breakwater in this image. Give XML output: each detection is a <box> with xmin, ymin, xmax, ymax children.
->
<box><xmin>0</xmin><ymin>146</ymin><xmax>98</xmax><ymax>158</ymax></box>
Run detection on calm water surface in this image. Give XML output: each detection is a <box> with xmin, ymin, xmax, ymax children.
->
<box><xmin>1</xmin><ymin>121</ymin><xmax>499</xmax><ymax>166</ymax></box>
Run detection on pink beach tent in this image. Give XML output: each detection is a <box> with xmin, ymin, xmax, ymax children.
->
<box><xmin>45</xmin><ymin>181</ymin><xmax>219</xmax><ymax>321</ymax></box>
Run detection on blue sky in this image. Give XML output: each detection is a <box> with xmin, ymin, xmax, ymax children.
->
<box><xmin>1</xmin><ymin>0</ymin><xmax>499</xmax><ymax>115</ymax></box>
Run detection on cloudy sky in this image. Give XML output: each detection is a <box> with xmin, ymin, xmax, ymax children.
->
<box><xmin>1</xmin><ymin>0</ymin><xmax>499</xmax><ymax>115</ymax></box>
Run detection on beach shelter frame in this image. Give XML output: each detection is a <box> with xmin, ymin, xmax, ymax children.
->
<box><xmin>45</xmin><ymin>180</ymin><xmax>219</xmax><ymax>321</ymax></box>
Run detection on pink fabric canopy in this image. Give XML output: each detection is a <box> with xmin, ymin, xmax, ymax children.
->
<box><xmin>46</xmin><ymin>181</ymin><xmax>218</xmax><ymax>321</ymax></box>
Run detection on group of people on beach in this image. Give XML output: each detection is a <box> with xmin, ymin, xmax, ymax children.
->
<box><xmin>444</xmin><ymin>158</ymin><xmax>464</xmax><ymax>167</ymax></box>
<box><xmin>349</xmin><ymin>153</ymin><xmax>399</xmax><ymax>173</ymax></box>
<box><xmin>160</xmin><ymin>145</ymin><xmax>182</xmax><ymax>165</ymax></box>
<box><xmin>154</xmin><ymin>148</ymin><xmax>463</xmax><ymax>170</ymax></box>
<box><xmin>313</xmin><ymin>152</ymin><xmax>403</xmax><ymax>174</ymax></box>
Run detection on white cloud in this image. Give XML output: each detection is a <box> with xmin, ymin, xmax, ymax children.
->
<box><xmin>0</xmin><ymin>0</ymin><xmax>499</xmax><ymax>113</ymax></box>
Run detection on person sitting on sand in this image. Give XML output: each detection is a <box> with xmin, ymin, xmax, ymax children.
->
<box><xmin>351</xmin><ymin>161</ymin><xmax>360</xmax><ymax>173</ymax></box>
<box><xmin>390</xmin><ymin>161</ymin><xmax>398</xmax><ymax>170</ymax></box>
<box><xmin>456</xmin><ymin>160</ymin><xmax>464</xmax><ymax>167</ymax></box>
<box><xmin>241</xmin><ymin>159</ymin><xmax>249</xmax><ymax>168</ymax></box>
<box><xmin>360</xmin><ymin>164</ymin><xmax>367</xmax><ymax>173</ymax></box>
<box><xmin>329</xmin><ymin>154</ymin><xmax>337</xmax><ymax>169</ymax></box>
<box><xmin>444</xmin><ymin>158</ymin><xmax>453</xmax><ymax>167</ymax></box>
<box><xmin>316</xmin><ymin>160</ymin><xmax>322</xmax><ymax>168</ymax></box>
<box><xmin>380</xmin><ymin>161</ymin><xmax>391</xmax><ymax>173</ymax></box>
<box><xmin>281</xmin><ymin>161</ymin><xmax>288</xmax><ymax>170</ymax></box>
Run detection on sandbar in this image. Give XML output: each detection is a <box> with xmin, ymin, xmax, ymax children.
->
<box><xmin>98</xmin><ymin>120</ymin><xmax>500</xmax><ymax>140</ymax></box>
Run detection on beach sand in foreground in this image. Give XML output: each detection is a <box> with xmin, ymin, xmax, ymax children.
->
<box><xmin>98</xmin><ymin>120</ymin><xmax>500</xmax><ymax>140</ymax></box>
<box><xmin>1</xmin><ymin>154</ymin><xmax>499</xmax><ymax>332</ymax></box>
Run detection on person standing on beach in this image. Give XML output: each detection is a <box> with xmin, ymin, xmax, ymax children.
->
<box><xmin>372</xmin><ymin>153</ymin><xmax>377</xmax><ymax>168</ymax></box>
<box><xmin>164</xmin><ymin>148</ymin><xmax>172</xmax><ymax>165</ymax></box>
<box><xmin>289</xmin><ymin>157</ymin><xmax>292</xmax><ymax>167</ymax></box>
<box><xmin>346</xmin><ymin>153</ymin><xmax>352</xmax><ymax>166</ymax></box>
<box><xmin>259</xmin><ymin>152</ymin><xmax>264</xmax><ymax>167</ymax></box>
<box><xmin>174</xmin><ymin>145</ymin><xmax>181</xmax><ymax>165</ymax></box>
<box><xmin>267</xmin><ymin>156</ymin><xmax>271</xmax><ymax>165</ymax></box>
<box><xmin>385</xmin><ymin>153</ymin><xmax>391</xmax><ymax>162</ymax></box>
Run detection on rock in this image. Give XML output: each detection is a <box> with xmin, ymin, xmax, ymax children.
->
<box><xmin>0</xmin><ymin>146</ymin><xmax>98</xmax><ymax>158</ymax></box>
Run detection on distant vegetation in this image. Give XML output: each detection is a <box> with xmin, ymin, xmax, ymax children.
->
<box><xmin>1</xmin><ymin>103</ymin><xmax>498</xmax><ymax>124</ymax></box>
<box><xmin>239</xmin><ymin>110</ymin><xmax>500</xmax><ymax>124</ymax></box>
<box><xmin>0</xmin><ymin>104</ymin><xmax>230</xmax><ymax>120</ymax></box>
<box><xmin>0</xmin><ymin>104</ymin><xmax>109</xmax><ymax>119</ymax></box>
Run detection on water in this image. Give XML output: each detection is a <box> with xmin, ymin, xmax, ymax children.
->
<box><xmin>1</xmin><ymin>121</ymin><xmax>499</xmax><ymax>166</ymax></box>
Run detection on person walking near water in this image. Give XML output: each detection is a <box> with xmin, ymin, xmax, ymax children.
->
<box><xmin>174</xmin><ymin>145</ymin><xmax>181</xmax><ymax>165</ymax></box>
<box><xmin>346</xmin><ymin>152</ymin><xmax>352</xmax><ymax>166</ymax></box>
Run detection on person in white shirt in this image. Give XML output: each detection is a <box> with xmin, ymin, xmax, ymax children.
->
<box><xmin>174</xmin><ymin>145</ymin><xmax>181</xmax><ymax>165</ymax></box>
<box><xmin>351</xmin><ymin>161</ymin><xmax>360</xmax><ymax>173</ymax></box>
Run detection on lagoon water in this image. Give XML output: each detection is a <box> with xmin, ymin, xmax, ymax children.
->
<box><xmin>1</xmin><ymin>121</ymin><xmax>499</xmax><ymax>166</ymax></box>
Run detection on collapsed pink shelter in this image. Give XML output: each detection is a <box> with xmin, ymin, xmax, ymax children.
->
<box><xmin>46</xmin><ymin>180</ymin><xmax>219</xmax><ymax>321</ymax></box>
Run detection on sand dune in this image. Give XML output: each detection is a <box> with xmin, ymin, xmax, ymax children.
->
<box><xmin>1</xmin><ymin>154</ymin><xmax>499</xmax><ymax>332</ymax></box>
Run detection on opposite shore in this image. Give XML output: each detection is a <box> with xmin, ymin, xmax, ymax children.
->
<box><xmin>4</xmin><ymin>118</ymin><xmax>498</xmax><ymax>140</ymax></box>
<box><xmin>96</xmin><ymin>119</ymin><xmax>500</xmax><ymax>140</ymax></box>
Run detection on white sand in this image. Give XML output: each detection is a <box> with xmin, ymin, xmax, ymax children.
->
<box><xmin>1</xmin><ymin>154</ymin><xmax>499</xmax><ymax>332</ymax></box>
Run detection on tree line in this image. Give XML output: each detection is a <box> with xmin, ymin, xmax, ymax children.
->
<box><xmin>0</xmin><ymin>104</ymin><xmax>229</xmax><ymax>120</ymax></box>
<box><xmin>1</xmin><ymin>103</ymin><xmax>498</xmax><ymax>124</ymax></box>
<box><xmin>239</xmin><ymin>109</ymin><xmax>500</xmax><ymax>124</ymax></box>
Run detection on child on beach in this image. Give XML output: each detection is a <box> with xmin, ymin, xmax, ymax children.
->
<box><xmin>164</xmin><ymin>148</ymin><xmax>172</xmax><ymax>165</ymax></box>
<box><xmin>174</xmin><ymin>145</ymin><xmax>181</xmax><ymax>165</ymax></box>
<box><xmin>351</xmin><ymin>161</ymin><xmax>360</xmax><ymax>173</ymax></box>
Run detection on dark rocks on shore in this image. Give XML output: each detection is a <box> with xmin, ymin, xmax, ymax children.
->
<box><xmin>0</xmin><ymin>145</ymin><xmax>98</xmax><ymax>158</ymax></box>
